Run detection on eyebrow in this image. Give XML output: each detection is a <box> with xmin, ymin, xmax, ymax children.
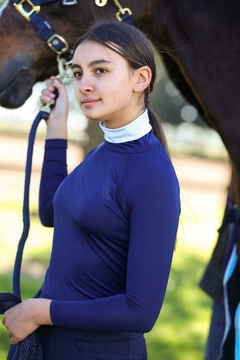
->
<box><xmin>71</xmin><ymin>59</ymin><xmax>112</xmax><ymax>70</ymax></box>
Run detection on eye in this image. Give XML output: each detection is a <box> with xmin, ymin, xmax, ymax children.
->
<box><xmin>95</xmin><ymin>67</ymin><xmax>107</xmax><ymax>75</ymax></box>
<box><xmin>72</xmin><ymin>70</ymin><xmax>83</xmax><ymax>79</ymax></box>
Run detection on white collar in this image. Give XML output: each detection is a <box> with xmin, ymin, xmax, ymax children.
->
<box><xmin>99</xmin><ymin>110</ymin><xmax>152</xmax><ymax>143</ymax></box>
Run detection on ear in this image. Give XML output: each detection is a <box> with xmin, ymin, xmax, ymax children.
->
<box><xmin>134</xmin><ymin>66</ymin><xmax>152</xmax><ymax>93</ymax></box>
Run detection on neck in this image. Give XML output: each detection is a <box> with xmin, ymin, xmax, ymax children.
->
<box><xmin>99</xmin><ymin>109</ymin><xmax>152</xmax><ymax>143</ymax></box>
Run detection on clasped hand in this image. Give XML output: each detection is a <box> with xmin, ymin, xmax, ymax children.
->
<box><xmin>2</xmin><ymin>298</ymin><xmax>52</xmax><ymax>344</ymax></box>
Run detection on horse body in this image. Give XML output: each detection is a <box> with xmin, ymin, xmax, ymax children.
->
<box><xmin>2</xmin><ymin>0</ymin><xmax>239</xmax><ymax>177</ymax></box>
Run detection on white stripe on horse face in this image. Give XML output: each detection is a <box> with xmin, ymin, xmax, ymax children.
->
<box><xmin>0</xmin><ymin>1</ymin><xmax>9</xmax><ymax>18</ymax></box>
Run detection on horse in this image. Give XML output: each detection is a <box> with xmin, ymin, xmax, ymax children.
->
<box><xmin>0</xmin><ymin>0</ymin><xmax>240</xmax><ymax>358</ymax></box>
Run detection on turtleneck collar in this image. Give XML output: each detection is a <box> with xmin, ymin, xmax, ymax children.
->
<box><xmin>99</xmin><ymin>109</ymin><xmax>152</xmax><ymax>143</ymax></box>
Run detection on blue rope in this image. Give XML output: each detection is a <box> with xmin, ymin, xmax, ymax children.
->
<box><xmin>12</xmin><ymin>113</ymin><xmax>43</xmax><ymax>299</ymax></box>
<box><xmin>0</xmin><ymin>109</ymin><xmax>50</xmax><ymax>359</ymax></box>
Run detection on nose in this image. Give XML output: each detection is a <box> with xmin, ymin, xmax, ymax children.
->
<box><xmin>77</xmin><ymin>74</ymin><xmax>94</xmax><ymax>94</ymax></box>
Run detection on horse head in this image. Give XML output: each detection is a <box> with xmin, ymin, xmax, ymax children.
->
<box><xmin>0</xmin><ymin>0</ymin><xmax>116</xmax><ymax>108</ymax></box>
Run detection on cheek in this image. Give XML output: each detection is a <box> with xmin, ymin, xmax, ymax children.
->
<box><xmin>110</xmin><ymin>77</ymin><xmax>133</xmax><ymax>99</ymax></box>
<box><xmin>116</xmin><ymin>86</ymin><xmax>133</xmax><ymax>102</ymax></box>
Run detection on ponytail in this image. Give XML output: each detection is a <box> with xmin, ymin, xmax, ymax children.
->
<box><xmin>148</xmin><ymin>107</ymin><xmax>170</xmax><ymax>156</ymax></box>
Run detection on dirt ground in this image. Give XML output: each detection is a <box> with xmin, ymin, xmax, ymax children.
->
<box><xmin>0</xmin><ymin>134</ymin><xmax>231</xmax><ymax>260</ymax></box>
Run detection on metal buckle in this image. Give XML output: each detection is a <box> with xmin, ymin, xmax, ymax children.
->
<box><xmin>47</xmin><ymin>34</ymin><xmax>70</xmax><ymax>55</ymax></box>
<box><xmin>13</xmin><ymin>0</ymin><xmax>40</xmax><ymax>22</ymax></box>
<box><xmin>95</xmin><ymin>0</ymin><xmax>108</xmax><ymax>7</ymax></box>
<box><xmin>116</xmin><ymin>7</ymin><xmax>132</xmax><ymax>22</ymax></box>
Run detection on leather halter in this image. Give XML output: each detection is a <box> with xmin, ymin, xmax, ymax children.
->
<box><xmin>10</xmin><ymin>0</ymin><xmax>74</xmax><ymax>62</ymax></box>
<box><xmin>10</xmin><ymin>0</ymin><xmax>134</xmax><ymax>70</ymax></box>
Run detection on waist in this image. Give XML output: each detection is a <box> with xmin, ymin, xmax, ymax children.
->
<box><xmin>39</xmin><ymin>325</ymin><xmax>144</xmax><ymax>341</ymax></box>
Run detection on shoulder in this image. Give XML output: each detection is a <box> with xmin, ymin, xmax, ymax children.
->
<box><xmin>128</xmin><ymin>141</ymin><xmax>175</xmax><ymax>179</ymax></box>
<box><xmin>123</xmin><ymin>144</ymin><xmax>179</xmax><ymax>201</ymax></box>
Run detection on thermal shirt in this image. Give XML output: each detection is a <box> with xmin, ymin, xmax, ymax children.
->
<box><xmin>39</xmin><ymin>111</ymin><xmax>180</xmax><ymax>334</ymax></box>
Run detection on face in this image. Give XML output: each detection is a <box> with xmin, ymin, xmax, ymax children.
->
<box><xmin>71</xmin><ymin>41</ymin><xmax>144</xmax><ymax>128</ymax></box>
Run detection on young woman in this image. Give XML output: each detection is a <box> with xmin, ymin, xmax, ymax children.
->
<box><xmin>3</xmin><ymin>21</ymin><xmax>180</xmax><ymax>359</ymax></box>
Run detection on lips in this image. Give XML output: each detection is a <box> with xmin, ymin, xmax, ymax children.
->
<box><xmin>82</xmin><ymin>99</ymin><xmax>100</xmax><ymax>106</ymax></box>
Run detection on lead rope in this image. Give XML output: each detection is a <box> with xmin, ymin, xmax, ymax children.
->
<box><xmin>0</xmin><ymin>102</ymin><xmax>47</xmax><ymax>360</ymax></box>
<box><xmin>0</xmin><ymin>57</ymin><xmax>70</xmax><ymax>360</ymax></box>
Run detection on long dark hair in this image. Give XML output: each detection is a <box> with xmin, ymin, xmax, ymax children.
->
<box><xmin>74</xmin><ymin>21</ymin><xmax>169</xmax><ymax>153</ymax></box>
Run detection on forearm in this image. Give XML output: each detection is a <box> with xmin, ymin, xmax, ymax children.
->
<box><xmin>39</xmin><ymin>77</ymin><xmax>69</xmax><ymax>224</ymax></box>
<box><xmin>39</xmin><ymin>139</ymin><xmax>68</xmax><ymax>226</ymax></box>
<box><xmin>29</xmin><ymin>298</ymin><xmax>53</xmax><ymax>326</ymax></box>
<box><xmin>6</xmin><ymin>298</ymin><xmax>53</xmax><ymax>327</ymax></box>
<box><xmin>50</xmin><ymin>294</ymin><xmax>158</xmax><ymax>333</ymax></box>
<box><xmin>46</xmin><ymin>121</ymin><xmax>67</xmax><ymax>140</ymax></box>
<box><xmin>41</xmin><ymin>76</ymin><xmax>69</xmax><ymax>140</ymax></box>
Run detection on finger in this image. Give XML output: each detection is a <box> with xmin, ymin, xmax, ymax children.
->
<box><xmin>40</xmin><ymin>95</ymin><xmax>55</xmax><ymax>104</ymax></box>
<box><xmin>41</xmin><ymin>88</ymin><xmax>56</xmax><ymax>98</ymax></box>
<box><xmin>40</xmin><ymin>91</ymin><xmax>56</xmax><ymax>105</ymax></box>
<box><xmin>51</xmin><ymin>77</ymin><xmax>64</xmax><ymax>92</ymax></box>
<box><xmin>8</xmin><ymin>331</ymin><xmax>20</xmax><ymax>345</ymax></box>
<box><xmin>10</xmin><ymin>336</ymin><xmax>18</xmax><ymax>345</ymax></box>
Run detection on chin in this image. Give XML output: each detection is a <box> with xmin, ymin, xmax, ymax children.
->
<box><xmin>87</xmin><ymin>117</ymin><xmax>101</xmax><ymax>123</ymax></box>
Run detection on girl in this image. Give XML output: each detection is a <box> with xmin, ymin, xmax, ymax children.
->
<box><xmin>3</xmin><ymin>20</ymin><xmax>180</xmax><ymax>360</ymax></box>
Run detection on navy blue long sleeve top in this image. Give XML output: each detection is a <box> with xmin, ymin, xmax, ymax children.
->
<box><xmin>39</xmin><ymin>114</ymin><xmax>180</xmax><ymax>334</ymax></box>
